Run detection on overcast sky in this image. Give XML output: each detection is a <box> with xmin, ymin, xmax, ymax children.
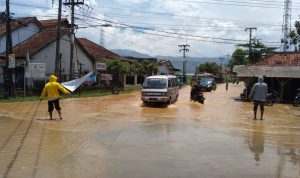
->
<box><xmin>1</xmin><ymin>0</ymin><xmax>299</xmax><ymax>57</ymax></box>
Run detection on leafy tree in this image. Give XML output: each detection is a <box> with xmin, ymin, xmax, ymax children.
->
<box><xmin>138</xmin><ymin>60</ymin><xmax>158</xmax><ymax>76</ymax></box>
<box><xmin>128</xmin><ymin>63</ymin><xmax>140</xmax><ymax>76</ymax></box>
<box><xmin>287</xmin><ymin>21</ymin><xmax>300</xmax><ymax>51</ymax></box>
<box><xmin>237</xmin><ymin>38</ymin><xmax>276</xmax><ymax>64</ymax></box>
<box><xmin>228</xmin><ymin>48</ymin><xmax>248</xmax><ymax>70</ymax></box>
<box><xmin>107</xmin><ymin>59</ymin><xmax>129</xmax><ymax>75</ymax></box>
<box><xmin>107</xmin><ymin>59</ymin><xmax>129</xmax><ymax>85</ymax></box>
<box><xmin>198</xmin><ymin>62</ymin><xmax>221</xmax><ymax>75</ymax></box>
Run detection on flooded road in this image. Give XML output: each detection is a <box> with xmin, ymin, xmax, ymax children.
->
<box><xmin>0</xmin><ymin>83</ymin><xmax>299</xmax><ymax>178</ymax></box>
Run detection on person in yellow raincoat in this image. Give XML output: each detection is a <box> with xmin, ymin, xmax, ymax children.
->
<box><xmin>40</xmin><ymin>75</ymin><xmax>70</xmax><ymax>120</ymax></box>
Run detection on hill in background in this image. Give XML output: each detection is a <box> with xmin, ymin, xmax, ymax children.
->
<box><xmin>111</xmin><ymin>49</ymin><xmax>230</xmax><ymax>73</ymax></box>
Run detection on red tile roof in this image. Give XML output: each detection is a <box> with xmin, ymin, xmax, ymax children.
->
<box><xmin>12</xmin><ymin>29</ymin><xmax>69</xmax><ymax>58</ymax></box>
<box><xmin>9</xmin><ymin>19</ymin><xmax>71</xmax><ymax>58</ymax></box>
<box><xmin>253</xmin><ymin>52</ymin><xmax>300</xmax><ymax>67</ymax></box>
<box><xmin>0</xmin><ymin>17</ymin><xmax>39</xmax><ymax>37</ymax></box>
<box><xmin>39</xmin><ymin>18</ymin><xmax>69</xmax><ymax>29</ymax></box>
<box><xmin>1</xmin><ymin>18</ymin><xmax>128</xmax><ymax>65</ymax></box>
<box><xmin>76</xmin><ymin>38</ymin><xmax>125</xmax><ymax>61</ymax></box>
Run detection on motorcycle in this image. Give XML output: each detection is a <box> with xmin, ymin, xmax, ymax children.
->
<box><xmin>293</xmin><ymin>88</ymin><xmax>300</xmax><ymax>107</ymax></box>
<box><xmin>240</xmin><ymin>89</ymin><xmax>247</xmax><ymax>100</ymax></box>
<box><xmin>266</xmin><ymin>90</ymin><xmax>280</xmax><ymax>106</ymax></box>
<box><xmin>190</xmin><ymin>90</ymin><xmax>205</xmax><ymax>104</ymax></box>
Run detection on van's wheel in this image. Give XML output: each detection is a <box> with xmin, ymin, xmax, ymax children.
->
<box><xmin>175</xmin><ymin>95</ymin><xmax>179</xmax><ymax>102</ymax></box>
<box><xmin>168</xmin><ymin>97</ymin><xmax>172</xmax><ymax>105</ymax></box>
<box><xmin>293</xmin><ymin>99</ymin><xmax>299</xmax><ymax>107</ymax></box>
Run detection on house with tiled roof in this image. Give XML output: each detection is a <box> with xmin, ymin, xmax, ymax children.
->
<box><xmin>158</xmin><ymin>60</ymin><xmax>180</xmax><ymax>75</ymax></box>
<box><xmin>76</xmin><ymin>38</ymin><xmax>131</xmax><ymax>63</ymax></box>
<box><xmin>233</xmin><ymin>52</ymin><xmax>300</xmax><ymax>102</ymax></box>
<box><xmin>0</xmin><ymin>16</ymin><xmax>43</xmax><ymax>54</ymax></box>
<box><xmin>0</xmin><ymin>17</ymin><xmax>127</xmax><ymax>90</ymax></box>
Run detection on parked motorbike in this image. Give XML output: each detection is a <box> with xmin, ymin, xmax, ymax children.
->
<box><xmin>190</xmin><ymin>90</ymin><xmax>205</xmax><ymax>104</ymax></box>
<box><xmin>293</xmin><ymin>88</ymin><xmax>300</xmax><ymax>107</ymax></box>
<box><xmin>240</xmin><ymin>89</ymin><xmax>247</xmax><ymax>100</ymax></box>
<box><xmin>266</xmin><ymin>90</ymin><xmax>280</xmax><ymax>106</ymax></box>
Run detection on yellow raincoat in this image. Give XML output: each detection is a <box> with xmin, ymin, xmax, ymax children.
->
<box><xmin>40</xmin><ymin>75</ymin><xmax>70</xmax><ymax>100</ymax></box>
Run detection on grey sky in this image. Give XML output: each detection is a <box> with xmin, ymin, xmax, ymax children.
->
<box><xmin>1</xmin><ymin>0</ymin><xmax>299</xmax><ymax>57</ymax></box>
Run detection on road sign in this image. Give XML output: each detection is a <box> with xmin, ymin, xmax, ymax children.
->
<box><xmin>96</xmin><ymin>62</ymin><xmax>107</xmax><ymax>70</ymax></box>
<box><xmin>8</xmin><ymin>54</ymin><xmax>15</xmax><ymax>68</ymax></box>
<box><xmin>100</xmin><ymin>74</ymin><xmax>112</xmax><ymax>81</ymax></box>
<box><xmin>25</xmin><ymin>63</ymin><xmax>46</xmax><ymax>78</ymax></box>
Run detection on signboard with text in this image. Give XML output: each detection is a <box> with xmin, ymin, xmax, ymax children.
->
<box><xmin>8</xmin><ymin>54</ymin><xmax>15</xmax><ymax>68</ymax></box>
<box><xmin>96</xmin><ymin>62</ymin><xmax>107</xmax><ymax>70</ymax></box>
<box><xmin>25</xmin><ymin>63</ymin><xmax>46</xmax><ymax>78</ymax></box>
<box><xmin>100</xmin><ymin>74</ymin><xmax>112</xmax><ymax>81</ymax></box>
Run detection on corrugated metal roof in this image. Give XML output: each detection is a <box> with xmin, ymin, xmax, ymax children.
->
<box><xmin>233</xmin><ymin>65</ymin><xmax>300</xmax><ymax>78</ymax></box>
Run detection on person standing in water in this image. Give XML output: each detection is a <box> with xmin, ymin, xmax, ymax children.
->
<box><xmin>249</xmin><ymin>76</ymin><xmax>268</xmax><ymax>120</ymax></box>
<box><xmin>40</xmin><ymin>75</ymin><xmax>70</xmax><ymax>120</ymax></box>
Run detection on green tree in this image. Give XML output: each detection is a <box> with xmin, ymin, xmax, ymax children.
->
<box><xmin>237</xmin><ymin>38</ymin><xmax>276</xmax><ymax>64</ymax></box>
<box><xmin>287</xmin><ymin>21</ymin><xmax>300</xmax><ymax>51</ymax></box>
<box><xmin>198</xmin><ymin>62</ymin><xmax>221</xmax><ymax>75</ymax></box>
<box><xmin>107</xmin><ymin>59</ymin><xmax>130</xmax><ymax>85</ymax></box>
<box><xmin>138</xmin><ymin>60</ymin><xmax>158</xmax><ymax>76</ymax></box>
<box><xmin>228</xmin><ymin>48</ymin><xmax>248</xmax><ymax>70</ymax></box>
<box><xmin>128</xmin><ymin>63</ymin><xmax>140</xmax><ymax>76</ymax></box>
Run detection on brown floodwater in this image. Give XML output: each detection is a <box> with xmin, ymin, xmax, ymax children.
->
<box><xmin>0</xmin><ymin>83</ymin><xmax>299</xmax><ymax>178</ymax></box>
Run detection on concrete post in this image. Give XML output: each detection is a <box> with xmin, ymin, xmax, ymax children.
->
<box><xmin>134</xmin><ymin>75</ymin><xmax>138</xmax><ymax>85</ymax></box>
<box><xmin>123</xmin><ymin>75</ymin><xmax>126</xmax><ymax>86</ymax></box>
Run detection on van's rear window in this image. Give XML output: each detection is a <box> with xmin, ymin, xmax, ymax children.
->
<box><xmin>143</xmin><ymin>78</ymin><xmax>167</xmax><ymax>89</ymax></box>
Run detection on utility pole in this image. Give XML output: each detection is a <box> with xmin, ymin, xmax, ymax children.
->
<box><xmin>178</xmin><ymin>44</ymin><xmax>190</xmax><ymax>83</ymax></box>
<box><xmin>219</xmin><ymin>57</ymin><xmax>224</xmax><ymax>81</ymax></box>
<box><xmin>281</xmin><ymin>0</ymin><xmax>292</xmax><ymax>52</ymax></box>
<box><xmin>219</xmin><ymin>57</ymin><xmax>223</xmax><ymax>71</ymax></box>
<box><xmin>55</xmin><ymin>0</ymin><xmax>62</xmax><ymax>79</ymax></box>
<box><xmin>63</xmin><ymin>0</ymin><xmax>84</xmax><ymax>80</ymax></box>
<box><xmin>245</xmin><ymin>27</ymin><xmax>257</xmax><ymax>64</ymax></box>
<box><xmin>5</xmin><ymin>0</ymin><xmax>13</xmax><ymax>97</ymax></box>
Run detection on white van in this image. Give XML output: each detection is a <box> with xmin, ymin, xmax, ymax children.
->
<box><xmin>141</xmin><ymin>75</ymin><xmax>179</xmax><ymax>104</ymax></box>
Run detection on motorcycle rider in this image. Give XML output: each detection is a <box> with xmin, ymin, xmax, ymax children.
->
<box><xmin>190</xmin><ymin>80</ymin><xmax>203</xmax><ymax>100</ymax></box>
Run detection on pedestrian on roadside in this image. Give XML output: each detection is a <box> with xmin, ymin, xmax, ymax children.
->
<box><xmin>40</xmin><ymin>75</ymin><xmax>70</xmax><ymax>120</ymax></box>
<box><xmin>249</xmin><ymin>76</ymin><xmax>268</xmax><ymax>120</ymax></box>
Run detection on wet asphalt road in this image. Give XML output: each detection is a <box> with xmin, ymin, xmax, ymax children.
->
<box><xmin>0</xmin><ymin>83</ymin><xmax>299</xmax><ymax>178</ymax></box>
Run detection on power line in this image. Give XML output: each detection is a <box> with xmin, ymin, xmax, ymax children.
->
<box><xmin>95</xmin><ymin>6</ymin><xmax>284</xmax><ymax>27</ymax></box>
<box><xmin>75</xmin><ymin>12</ymin><xmax>248</xmax><ymax>43</ymax></box>
<box><xmin>171</xmin><ymin>0</ymin><xmax>300</xmax><ymax>9</ymax></box>
<box><xmin>75</xmin><ymin>12</ymin><xmax>281</xmax><ymax>45</ymax></box>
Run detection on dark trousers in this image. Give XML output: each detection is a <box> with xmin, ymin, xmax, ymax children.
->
<box><xmin>48</xmin><ymin>99</ymin><xmax>61</xmax><ymax>112</ymax></box>
<box><xmin>253</xmin><ymin>100</ymin><xmax>265</xmax><ymax>111</ymax></box>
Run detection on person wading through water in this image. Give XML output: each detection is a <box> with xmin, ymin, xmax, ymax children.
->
<box><xmin>40</xmin><ymin>75</ymin><xmax>70</xmax><ymax>120</ymax></box>
<box><xmin>249</xmin><ymin>76</ymin><xmax>268</xmax><ymax>120</ymax></box>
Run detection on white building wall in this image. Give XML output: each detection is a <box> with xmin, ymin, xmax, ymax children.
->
<box><xmin>75</xmin><ymin>44</ymin><xmax>94</xmax><ymax>73</ymax></box>
<box><xmin>0</xmin><ymin>22</ymin><xmax>41</xmax><ymax>53</ymax></box>
<box><xmin>159</xmin><ymin>65</ymin><xmax>170</xmax><ymax>75</ymax></box>
<box><xmin>31</xmin><ymin>35</ymin><xmax>93</xmax><ymax>76</ymax></box>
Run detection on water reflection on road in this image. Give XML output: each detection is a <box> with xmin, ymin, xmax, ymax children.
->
<box><xmin>0</xmin><ymin>83</ymin><xmax>299</xmax><ymax>178</ymax></box>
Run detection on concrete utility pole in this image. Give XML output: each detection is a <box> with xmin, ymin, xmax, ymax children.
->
<box><xmin>282</xmin><ymin>0</ymin><xmax>292</xmax><ymax>52</ymax></box>
<box><xmin>63</xmin><ymin>0</ymin><xmax>84</xmax><ymax>80</ymax></box>
<box><xmin>219</xmin><ymin>57</ymin><xmax>224</xmax><ymax>80</ymax></box>
<box><xmin>219</xmin><ymin>57</ymin><xmax>223</xmax><ymax>71</ymax></box>
<box><xmin>245</xmin><ymin>27</ymin><xmax>257</xmax><ymax>64</ymax></box>
<box><xmin>179</xmin><ymin>44</ymin><xmax>190</xmax><ymax>83</ymax></box>
<box><xmin>5</xmin><ymin>0</ymin><xmax>13</xmax><ymax>97</ymax></box>
<box><xmin>55</xmin><ymin>0</ymin><xmax>63</xmax><ymax>79</ymax></box>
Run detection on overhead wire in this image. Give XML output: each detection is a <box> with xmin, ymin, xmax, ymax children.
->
<box><xmin>170</xmin><ymin>0</ymin><xmax>300</xmax><ymax>9</ymax></box>
<box><xmin>75</xmin><ymin>11</ymin><xmax>282</xmax><ymax>45</ymax></box>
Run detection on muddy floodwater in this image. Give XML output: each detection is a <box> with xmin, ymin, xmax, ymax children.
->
<box><xmin>0</xmin><ymin>83</ymin><xmax>299</xmax><ymax>178</ymax></box>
